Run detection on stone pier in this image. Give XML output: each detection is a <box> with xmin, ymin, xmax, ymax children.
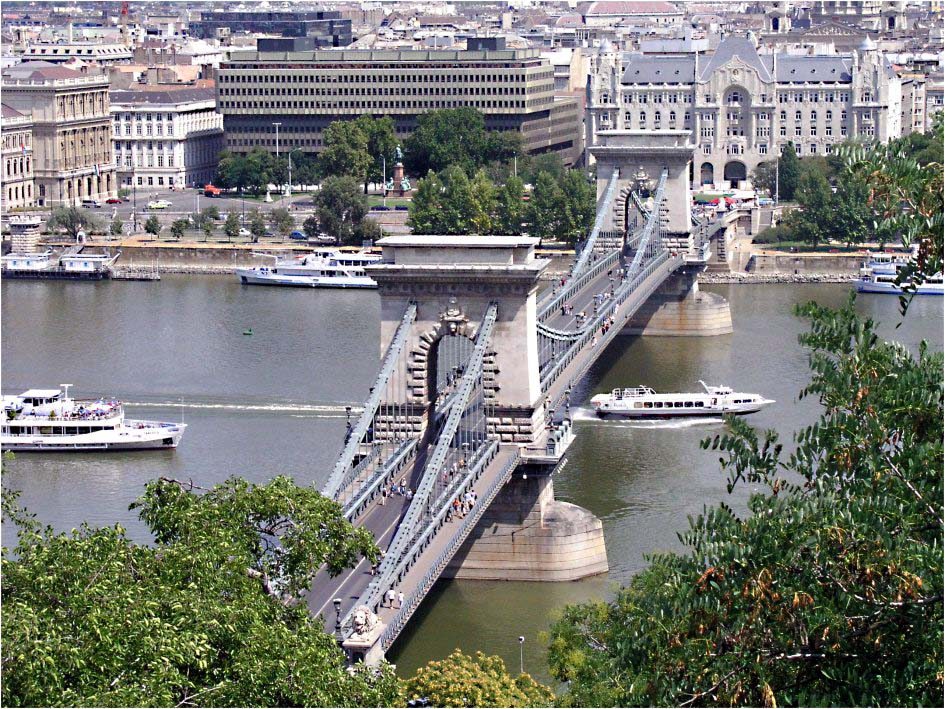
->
<box><xmin>625</xmin><ymin>266</ymin><xmax>733</xmax><ymax>336</ymax></box>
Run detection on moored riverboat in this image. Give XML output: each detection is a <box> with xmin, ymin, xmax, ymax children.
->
<box><xmin>235</xmin><ymin>248</ymin><xmax>380</xmax><ymax>288</ymax></box>
<box><xmin>591</xmin><ymin>381</ymin><xmax>774</xmax><ymax>419</ymax></box>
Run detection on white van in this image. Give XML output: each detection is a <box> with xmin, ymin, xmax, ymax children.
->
<box><xmin>80</xmin><ymin>198</ymin><xmax>103</xmax><ymax>208</ymax></box>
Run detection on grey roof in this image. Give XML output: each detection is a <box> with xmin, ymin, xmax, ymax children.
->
<box><xmin>110</xmin><ymin>86</ymin><xmax>217</xmax><ymax>106</ymax></box>
<box><xmin>698</xmin><ymin>36</ymin><xmax>771</xmax><ymax>81</ymax></box>
<box><xmin>775</xmin><ymin>55</ymin><xmax>852</xmax><ymax>82</ymax></box>
<box><xmin>622</xmin><ymin>55</ymin><xmax>695</xmax><ymax>84</ymax></box>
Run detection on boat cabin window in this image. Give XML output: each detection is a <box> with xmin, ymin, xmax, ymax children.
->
<box><xmin>674</xmin><ymin>402</ymin><xmax>684</xmax><ymax>408</ymax></box>
<box><xmin>685</xmin><ymin>401</ymin><xmax>694</xmax><ymax>407</ymax></box>
<box><xmin>643</xmin><ymin>402</ymin><xmax>652</xmax><ymax>408</ymax></box>
<box><xmin>633</xmin><ymin>402</ymin><xmax>643</xmax><ymax>408</ymax></box>
<box><xmin>654</xmin><ymin>402</ymin><xmax>663</xmax><ymax>408</ymax></box>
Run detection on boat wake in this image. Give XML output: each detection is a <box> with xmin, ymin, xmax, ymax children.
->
<box><xmin>123</xmin><ymin>400</ymin><xmax>362</xmax><ymax>418</ymax></box>
<box><xmin>569</xmin><ymin>407</ymin><xmax>725</xmax><ymax>429</ymax></box>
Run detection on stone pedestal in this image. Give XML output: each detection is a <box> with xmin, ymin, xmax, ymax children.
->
<box><xmin>624</xmin><ymin>267</ymin><xmax>733</xmax><ymax>336</ymax></box>
<box><xmin>444</xmin><ymin>473</ymin><xmax>608</xmax><ymax>581</ymax></box>
<box><xmin>9</xmin><ymin>217</ymin><xmax>42</xmax><ymax>253</ymax></box>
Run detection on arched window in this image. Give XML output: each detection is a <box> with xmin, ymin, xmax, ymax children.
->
<box><xmin>826</xmin><ymin>110</ymin><xmax>833</xmax><ymax>120</ymax></box>
<box><xmin>795</xmin><ymin>110</ymin><xmax>802</xmax><ymax>121</ymax></box>
<box><xmin>810</xmin><ymin>110</ymin><xmax>817</xmax><ymax>121</ymax></box>
<box><xmin>639</xmin><ymin>111</ymin><xmax>646</xmax><ymax>124</ymax></box>
<box><xmin>654</xmin><ymin>111</ymin><xmax>661</xmax><ymax>127</ymax></box>
<box><xmin>780</xmin><ymin>110</ymin><xmax>787</xmax><ymax>120</ymax></box>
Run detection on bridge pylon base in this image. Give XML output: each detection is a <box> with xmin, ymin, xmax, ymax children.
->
<box><xmin>624</xmin><ymin>266</ymin><xmax>733</xmax><ymax>337</ymax></box>
<box><xmin>443</xmin><ymin>470</ymin><xmax>608</xmax><ymax>582</ymax></box>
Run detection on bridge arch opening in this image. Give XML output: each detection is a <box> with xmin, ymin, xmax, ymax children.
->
<box><xmin>723</xmin><ymin>160</ymin><xmax>747</xmax><ymax>189</ymax></box>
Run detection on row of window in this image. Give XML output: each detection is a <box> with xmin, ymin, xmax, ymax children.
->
<box><xmin>699</xmin><ymin>138</ymin><xmax>872</xmax><ymax>157</ymax></box>
<box><xmin>220</xmin><ymin>70</ymin><xmax>548</xmax><ymax>83</ymax></box>
<box><xmin>219</xmin><ymin>99</ymin><xmax>539</xmax><ymax>111</ymax></box>
<box><xmin>220</xmin><ymin>85</ymin><xmax>529</xmax><ymax>97</ymax></box>
<box><xmin>617</xmin><ymin>89</ymin><xmax>863</xmax><ymax>106</ymax></box>
<box><xmin>4</xmin><ymin>156</ymin><xmax>31</xmax><ymax>176</ymax></box>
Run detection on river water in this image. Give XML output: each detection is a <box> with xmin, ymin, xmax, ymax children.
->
<box><xmin>1</xmin><ymin>276</ymin><xmax>941</xmax><ymax>680</ymax></box>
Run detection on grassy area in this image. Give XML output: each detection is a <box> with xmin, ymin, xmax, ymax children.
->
<box><xmin>756</xmin><ymin>241</ymin><xmax>866</xmax><ymax>253</ymax></box>
<box><xmin>367</xmin><ymin>195</ymin><xmax>411</xmax><ymax>208</ymax></box>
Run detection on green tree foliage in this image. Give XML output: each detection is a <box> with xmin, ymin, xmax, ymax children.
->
<box><xmin>201</xmin><ymin>205</ymin><xmax>220</xmax><ymax>222</ymax></box>
<box><xmin>319</xmin><ymin>120</ymin><xmax>372</xmax><ymax>182</ymax></box>
<box><xmin>47</xmin><ymin>207</ymin><xmax>103</xmax><ymax>240</ymax></box>
<box><xmin>354</xmin><ymin>216</ymin><xmax>383</xmax><ymax>243</ymax></box>
<box><xmin>785</xmin><ymin>168</ymin><xmax>833</xmax><ymax>247</ymax></box>
<box><xmin>437</xmin><ymin>166</ymin><xmax>477</xmax><ymax>235</ymax></box>
<box><xmin>169</xmin><ymin>217</ymin><xmax>190</xmax><ymax>241</ymax></box>
<box><xmin>269</xmin><ymin>207</ymin><xmax>295</xmax><ymax>237</ymax></box>
<box><xmin>248</xmin><ymin>208</ymin><xmax>267</xmax><ymax>242</ymax></box>
<box><xmin>751</xmin><ymin>160</ymin><xmax>777</xmax><ymax>196</ymax></box>
<box><xmin>494</xmin><ymin>175</ymin><xmax>525</xmax><ymax>235</ymax></box>
<box><xmin>202</xmin><ymin>219</ymin><xmax>214</xmax><ymax>241</ymax></box>
<box><xmin>548</xmin><ymin>298</ymin><xmax>943</xmax><ymax>707</ymax></box>
<box><xmin>558</xmin><ymin>170</ymin><xmax>596</xmax><ymax>244</ymax></box>
<box><xmin>1</xmin><ymin>477</ymin><xmax>401</xmax><ymax>707</ymax></box>
<box><xmin>404</xmin><ymin>107</ymin><xmax>522</xmax><ymax>176</ymax></box>
<box><xmin>403</xmin><ymin>650</ymin><xmax>554</xmax><ymax>708</ymax></box>
<box><xmin>223</xmin><ymin>212</ymin><xmax>241</xmax><ymax>241</ymax></box>
<box><xmin>355</xmin><ymin>115</ymin><xmax>398</xmax><ymax>192</ymax></box>
<box><xmin>468</xmin><ymin>169</ymin><xmax>497</xmax><ymax>235</ymax></box>
<box><xmin>302</xmin><ymin>214</ymin><xmax>320</xmax><ymax>240</ymax></box>
<box><xmin>778</xmin><ymin>143</ymin><xmax>801</xmax><ymax>201</ymax></box>
<box><xmin>527</xmin><ymin>171</ymin><xmax>564</xmax><ymax>241</ymax></box>
<box><xmin>521</xmin><ymin>151</ymin><xmax>566</xmax><ymax>184</ymax></box>
<box><xmin>109</xmin><ymin>215</ymin><xmax>123</xmax><ymax>237</ymax></box>
<box><xmin>314</xmin><ymin>175</ymin><xmax>369</xmax><ymax>245</ymax></box>
<box><xmin>143</xmin><ymin>215</ymin><xmax>161</xmax><ymax>238</ymax></box>
<box><xmin>407</xmin><ymin>170</ymin><xmax>445</xmax><ymax>234</ymax></box>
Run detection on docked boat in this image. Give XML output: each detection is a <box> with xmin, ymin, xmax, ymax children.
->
<box><xmin>861</xmin><ymin>250</ymin><xmax>913</xmax><ymax>275</ymax></box>
<box><xmin>1</xmin><ymin>250</ymin><xmax>119</xmax><ymax>280</ymax></box>
<box><xmin>235</xmin><ymin>248</ymin><xmax>380</xmax><ymax>288</ymax></box>
<box><xmin>590</xmin><ymin>381</ymin><xmax>774</xmax><ymax>419</ymax></box>
<box><xmin>1</xmin><ymin>386</ymin><xmax>186</xmax><ymax>451</ymax></box>
<box><xmin>855</xmin><ymin>266</ymin><xmax>943</xmax><ymax>295</ymax></box>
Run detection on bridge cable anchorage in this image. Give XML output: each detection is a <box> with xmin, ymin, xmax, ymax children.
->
<box><xmin>538</xmin><ymin>167</ymin><xmax>620</xmax><ymax>321</ymax></box>
<box><xmin>321</xmin><ymin>302</ymin><xmax>418</xmax><ymax>503</ymax></box>
<box><xmin>340</xmin><ymin>303</ymin><xmax>499</xmax><ymax>633</ymax></box>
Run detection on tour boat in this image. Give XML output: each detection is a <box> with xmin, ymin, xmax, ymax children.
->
<box><xmin>861</xmin><ymin>250</ymin><xmax>913</xmax><ymax>275</ymax></box>
<box><xmin>1</xmin><ymin>386</ymin><xmax>186</xmax><ymax>451</ymax></box>
<box><xmin>855</xmin><ymin>266</ymin><xmax>944</xmax><ymax>295</ymax></box>
<box><xmin>235</xmin><ymin>249</ymin><xmax>381</xmax><ymax>288</ymax></box>
<box><xmin>590</xmin><ymin>381</ymin><xmax>774</xmax><ymax>419</ymax></box>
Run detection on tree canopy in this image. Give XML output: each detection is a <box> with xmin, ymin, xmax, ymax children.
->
<box><xmin>47</xmin><ymin>207</ymin><xmax>103</xmax><ymax>240</ymax></box>
<box><xmin>777</xmin><ymin>143</ymin><xmax>802</xmax><ymax>201</ymax></box>
<box><xmin>548</xmin><ymin>297</ymin><xmax>943</xmax><ymax>707</ymax></box>
<box><xmin>314</xmin><ymin>175</ymin><xmax>370</xmax><ymax>245</ymax></box>
<box><xmin>404</xmin><ymin>107</ymin><xmax>522</xmax><ymax>176</ymax></box>
<box><xmin>1</xmin><ymin>477</ymin><xmax>400</xmax><ymax>707</ymax></box>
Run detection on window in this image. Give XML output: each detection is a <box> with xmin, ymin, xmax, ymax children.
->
<box><xmin>639</xmin><ymin>111</ymin><xmax>646</xmax><ymax>124</ymax></box>
<box><xmin>757</xmin><ymin>125</ymin><xmax>769</xmax><ymax>137</ymax></box>
<box><xmin>158</xmin><ymin>176</ymin><xmax>164</xmax><ymax>185</ymax></box>
<box><xmin>810</xmin><ymin>111</ymin><xmax>817</xmax><ymax>121</ymax></box>
<box><xmin>728</xmin><ymin>91</ymin><xmax>742</xmax><ymax>104</ymax></box>
<box><xmin>810</xmin><ymin>125</ymin><xmax>817</xmax><ymax>136</ymax></box>
<box><xmin>780</xmin><ymin>125</ymin><xmax>787</xmax><ymax>137</ymax></box>
<box><xmin>795</xmin><ymin>126</ymin><xmax>802</xmax><ymax>137</ymax></box>
<box><xmin>639</xmin><ymin>94</ymin><xmax>647</xmax><ymax>104</ymax></box>
<box><xmin>780</xmin><ymin>110</ymin><xmax>787</xmax><ymax>121</ymax></box>
<box><xmin>809</xmin><ymin>144</ymin><xmax>817</xmax><ymax>154</ymax></box>
<box><xmin>701</xmin><ymin>125</ymin><xmax>714</xmax><ymax>138</ymax></box>
<box><xmin>841</xmin><ymin>125</ymin><xmax>848</xmax><ymax>136</ymax></box>
<box><xmin>147</xmin><ymin>176</ymin><xmax>153</xmax><ymax>185</ymax></box>
<box><xmin>825</xmin><ymin>144</ymin><xmax>833</xmax><ymax>154</ymax></box>
<box><xmin>794</xmin><ymin>144</ymin><xmax>802</xmax><ymax>155</ymax></box>
<box><xmin>654</xmin><ymin>111</ymin><xmax>661</xmax><ymax>128</ymax></box>
<box><xmin>826</xmin><ymin>125</ymin><xmax>833</xmax><ymax>136</ymax></box>
<box><xmin>759</xmin><ymin>112</ymin><xmax>768</xmax><ymax>120</ymax></box>
<box><xmin>702</xmin><ymin>144</ymin><xmax>711</xmax><ymax>154</ymax></box>
<box><xmin>841</xmin><ymin>110</ymin><xmax>847</xmax><ymax>121</ymax></box>
<box><xmin>826</xmin><ymin>92</ymin><xmax>834</xmax><ymax>102</ymax></box>
<box><xmin>759</xmin><ymin>143</ymin><xmax>768</xmax><ymax>155</ymax></box>
<box><xmin>795</xmin><ymin>110</ymin><xmax>802</xmax><ymax>121</ymax></box>
<box><xmin>669</xmin><ymin>110</ymin><xmax>676</xmax><ymax>125</ymax></box>
<box><xmin>684</xmin><ymin>111</ymin><xmax>691</xmax><ymax>126</ymax></box>
<box><xmin>704</xmin><ymin>94</ymin><xmax>712</xmax><ymax>103</ymax></box>
<box><xmin>760</xmin><ymin>93</ymin><xmax>768</xmax><ymax>103</ymax></box>
<box><xmin>826</xmin><ymin>110</ymin><xmax>833</xmax><ymax>120</ymax></box>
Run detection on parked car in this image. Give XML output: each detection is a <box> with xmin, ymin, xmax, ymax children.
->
<box><xmin>204</xmin><ymin>184</ymin><xmax>223</xmax><ymax>197</ymax></box>
<box><xmin>80</xmin><ymin>198</ymin><xmax>103</xmax><ymax>208</ymax></box>
<box><xmin>147</xmin><ymin>200</ymin><xmax>171</xmax><ymax>209</ymax></box>
<box><xmin>105</xmin><ymin>197</ymin><xmax>123</xmax><ymax>205</ymax></box>
<box><xmin>289</xmin><ymin>230</ymin><xmax>307</xmax><ymax>241</ymax></box>
<box><xmin>238</xmin><ymin>227</ymin><xmax>251</xmax><ymax>237</ymax></box>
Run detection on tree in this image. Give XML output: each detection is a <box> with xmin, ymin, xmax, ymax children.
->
<box><xmin>314</xmin><ymin>175</ymin><xmax>368</xmax><ymax>246</ymax></box>
<box><xmin>521</xmin><ymin>152</ymin><xmax>565</xmax><ymax>185</ymax></box>
<box><xmin>201</xmin><ymin>205</ymin><xmax>220</xmax><ymax>222</ymax></box>
<box><xmin>527</xmin><ymin>171</ymin><xmax>563</xmax><ymax>241</ymax></box>
<box><xmin>407</xmin><ymin>170</ymin><xmax>445</xmax><ymax>235</ymax></box>
<box><xmin>751</xmin><ymin>160</ymin><xmax>777</xmax><ymax>196</ymax></box>
<box><xmin>224</xmin><ymin>212</ymin><xmax>241</xmax><ymax>241</ymax></box>
<box><xmin>2</xmin><ymin>477</ymin><xmax>403</xmax><ymax>707</ymax></box>
<box><xmin>46</xmin><ymin>207</ymin><xmax>103</xmax><ymax>241</ymax></box>
<box><xmin>403</xmin><ymin>650</ymin><xmax>554</xmax><ymax>708</ymax></box>
<box><xmin>494</xmin><ymin>175</ymin><xmax>524</xmax><ymax>235</ymax></box>
<box><xmin>469</xmin><ymin>169</ymin><xmax>497</xmax><ymax>235</ymax></box>
<box><xmin>356</xmin><ymin>115</ymin><xmax>398</xmax><ymax>193</ymax></box>
<box><xmin>828</xmin><ymin>174</ymin><xmax>872</xmax><ymax>247</ymax></box>
<box><xmin>558</xmin><ymin>169</ymin><xmax>595</xmax><ymax>244</ymax></box>
<box><xmin>438</xmin><ymin>166</ymin><xmax>477</xmax><ymax>235</ymax></box>
<box><xmin>405</xmin><ymin>107</ymin><xmax>488</xmax><ymax>176</ymax></box>
<box><xmin>302</xmin><ymin>214</ymin><xmax>320</xmax><ymax>240</ymax></box>
<box><xmin>548</xmin><ymin>297</ymin><xmax>943</xmax><ymax>707</ymax></box>
<box><xmin>269</xmin><ymin>207</ymin><xmax>295</xmax><ymax>238</ymax></box>
<box><xmin>215</xmin><ymin>151</ymin><xmax>253</xmax><ymax>194</ymax></box>
<box><xmin>354</xmin><ymin>217</ymin><xmax>383</xmax><ymax>243</ymax></box>
<box><xmin>778</xmin><ymin>143</ymin><xmax>801</xmax><ymax>201</ymax></box>
<box><xmin>144</xmin><ymin>215</ymin><xmax>161</xmax><ymax>239</ymax></box>
<box><xmin>248</xmin><ymin>208</ymin><xmax>267</xmax><ymax>243</ymax></box>
<box><xmin>169</xmin><ymin>218</ymin><xmax>189</xmax><ymax>241</ymax></box>
<box><xmin>202</xmin><ymin>219</ymin><xmax>214</xmax><ymax>242</ymax></box>
<box><xmin>109</xmin><ymin>215</ymin><xmax>124</xmax><ymax>237</ymax></box>
<box><xmin>319</xmin><ymin>120</ymin><xmax>371</xmax><ymax>182</ymax></box>
<box><xmin>786</xmin><ymin>168</ymin><xmax>833</xmax><ymax>247</ymax></box>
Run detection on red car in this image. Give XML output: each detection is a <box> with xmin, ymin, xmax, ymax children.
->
<box><xmin>105</xmin><ymin>197</ymin><xmax>124</xmax><ymax>204</ymax></box>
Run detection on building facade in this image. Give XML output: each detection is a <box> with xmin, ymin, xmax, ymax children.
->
<box><xmin>110</xmin><ymin>86</ymin><xmax>224</xmax><ymax>191</ymax></box>
<box><xmin>216</xmin><ymin>38</ymin><xmax>583</xmax><ymax>166</ymax></box>
<box><xmin>1</xmin><ymin>103</ymin><xmax>36</xmax><ymax>209</ymax></box>
<box><xmin>1</xmin><ymin>62</ymin><xmax>116</xmax><ymax>206</ymax></box>
<box><xmin>587</xmin><ymin>35</ymin><xmax>903</xmax><ymax>189</ymax></box>
<box><xmin>190</xmin><ymin>10</ymin><xmax>352</xmax><ymax>46</ymax></box>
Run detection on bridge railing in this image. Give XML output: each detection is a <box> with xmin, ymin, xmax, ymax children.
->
<box><xmin>322</xmin><ymin>302</ymin><xmax>418</xmax><ymax>502</ymax></box>
<box><xmin>379</xmin><ymin>443</ymin><xmax>521</xmax><ymax>651</ymax></box>
<box><xmin>538</xmin><ymin>248</ymin><xmax>621</xmax><ymax>324</ymax></box>
<box><xmin>342</xmin><ymin>438</ymin><xmax>419</xmax><ymax>521</ymax></box>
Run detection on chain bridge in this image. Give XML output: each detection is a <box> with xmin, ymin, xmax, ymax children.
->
<box><xmin>306</xmin><ymin>131</ymin><xmax>733</xmax><ymax>664</ymax></box>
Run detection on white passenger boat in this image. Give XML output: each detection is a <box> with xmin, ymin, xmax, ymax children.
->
<box><xmin>855</xmin><ymin>266</ymin><xmax>943</xmax><ymax>295</ymax></box>
<box><xmin>1</xmin><ymin>386</ymin><xmax>186</xmax><ymax>451</ymax></box>
<box><xmin>861</xmin><ymin>250</ymin><xmax>913</xmax><ymax>275</ymax></box>
<box><xmin>235</xmin><ymin>249</ymin><xmax>380</xmax><ymax>288</ymax></box>
<box><xmin>590</xmin><ymin>381</ymin><xmax>774</xmax><ymax>419</ymax></box>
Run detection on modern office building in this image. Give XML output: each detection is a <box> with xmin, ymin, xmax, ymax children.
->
<box><xmin>1</xmin><ymin>103</ymin><xmax>36</xmax><ymax>209</ymax></box>
<box><xmin>1</xmin><ymin>62</ymin><xmax>116</xmax><ymax>206</ymax></box>
<box><xmin>189</xmin><ymin>10</ymin><xmax>352</xmax><ymax>46</ymax></box>
<box><xmin>216</xmin><ymin>37</ymin><xmax>583</xmax><ymax>166</ymax></box>
<box><xmin>587</xmin><ymin>34</ymin><xmax>904</xmax><ymax>189</ymax></box>
<box><xmin>110</xmin><ymin>85</ymin><xmax>224</xmax><ymax>191</ymax></box>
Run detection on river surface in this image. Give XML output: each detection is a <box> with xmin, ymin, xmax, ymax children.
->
<box><xmin>2</xmin><ymin>276</ymin><xmax>941</xmax><ymax>681</ymax></box>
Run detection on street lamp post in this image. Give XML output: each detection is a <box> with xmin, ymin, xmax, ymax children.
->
<box><xmin>381</xmin><ymin>155</ymin><xmax>387</xmax><ymax>207</ymax></box>
<box><xmin>518</xmin><ymin>636</ymin><xmax>525</xmax><ymax>675</ymax></box>
<box><xmin>272</xmin><ymin>122</ymin><xmax>281</xmax><ymax>199</ymax></box>
<box><xmin>132</xmin><ymin>162</ymin><xmax>138</xmax><ymax>232</ymax></box>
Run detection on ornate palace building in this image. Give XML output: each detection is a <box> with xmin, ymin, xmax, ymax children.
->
<box><xmin>1</xmin><ymin>62</ymin><xmax>116</xmax><ymax>207</ymax></box>
<box><xmin>586</xmin><ymin>34</ymin><xmax>904</xmax><ymax>189</ymax></box>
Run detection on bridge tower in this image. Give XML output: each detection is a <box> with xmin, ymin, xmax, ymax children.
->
<box><xmin>591</xmin><ymin>130</ymin><xmax>733</xmax><ymax>336</ymax></box>
<box><xmin>369</xmin><ymin>235</ymin><xmax>609</xmax><ymax>583</ymax></box>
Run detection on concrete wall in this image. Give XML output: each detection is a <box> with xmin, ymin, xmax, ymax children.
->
<box><xmin>111</xmin><ymin>243</ymin><xmax>286</xmax><ymax>270</ymax></box>
<box><xmin>748</xmin><ymin>252</ymin><xmax>863</xmax><ymax>274</ymax></box>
